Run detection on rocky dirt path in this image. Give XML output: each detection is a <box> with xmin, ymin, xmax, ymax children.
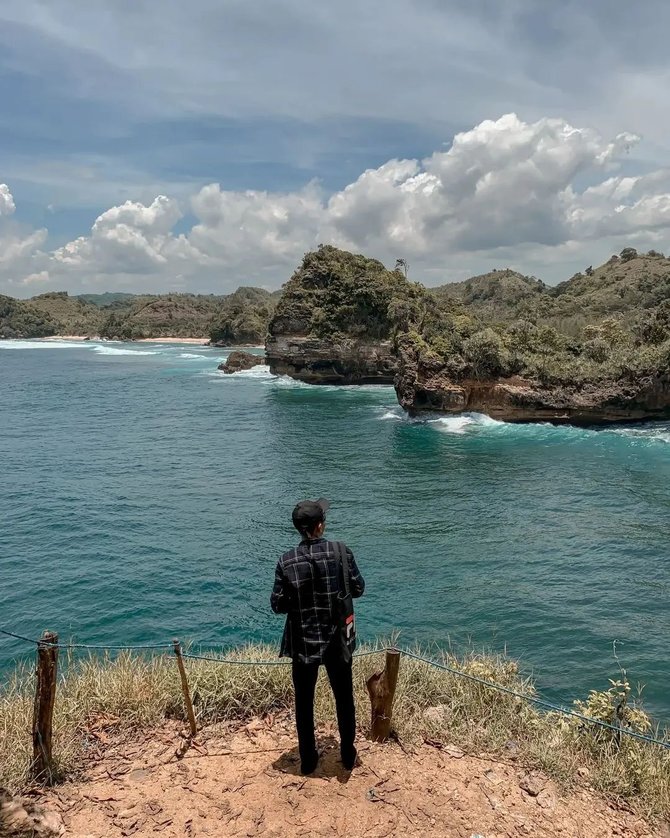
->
<box><xmin>6</xmin><ymin>715</ymin><xmax>668</xmax><ymax>838</ymax></box>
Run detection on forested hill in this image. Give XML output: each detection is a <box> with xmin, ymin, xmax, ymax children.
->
<box><xmin>0</xmin><ymin>288</ymin><xmax>279</xmax><ymax>343</ymax></box>
<box><xmin>431</xmin><ymin>248</ymin><xmax>670</xmax><ymax>335</ymax></box>
<box><xmin>2</xmin><ymin>246</ymin><xmax>669</xmax><ymax>344</ymax></box>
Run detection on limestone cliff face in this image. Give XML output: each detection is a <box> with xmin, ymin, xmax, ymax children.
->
<box><xmin>395</xmin><ymin>348</ymin><xmax>670</xmax><ymax>425</ymax></box>
<box><xmin>266</xmin><ymin>333</ymin><xmax>396</xmax><ymax>384</ymax></box>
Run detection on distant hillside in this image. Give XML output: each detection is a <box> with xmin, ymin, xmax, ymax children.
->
<box><xmin>99</xmin><ymin>294</ymin><xmax>227</xmax><ymax>339</ymax></box>
<box><xmin>431</xmin><ymin>249</ymin><xmax>670</xmax><ymax>336</ymax></box>
<box><xmin>28</xmin><ymin>292</ymin><xmax>104</xmax><ymax>335</ymax></box>
<box><xmin>431</xmin><ymin>269</ymin><xmax>546</xmax><ymax>323</ymax></box>
<box><xmin>99</xmin><ymin>288</ymin><xmax>280</xmax><ymax>342</ymax></box>
<box><xmin>75</xmin><ymin>292</ymin><xmax>140</xmax><ymax>307</ymax></box>
<box><xmin>0</xmin><ymin>288</ymin><xmax>280</xmax><ymax>342</ymax></box>
<box><xmin>0</xmin><ymin>295</ymin><xmax>57</xmax><ymax>339</ymax></box>
<box><xmin>546</xmin><ymin>249</ymin><xmax>670</xmax><ymax>331</ymax></box>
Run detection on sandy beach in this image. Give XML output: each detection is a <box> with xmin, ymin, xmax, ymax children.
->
<box><xmin>42</xmin><ymin>335</ymin><xmax>95</xmax><ymax>341</ymax></box>
<box><xmin>37</xmin><ymin>336</ymin><xmax>266</xmax><ymax>348</ymax></box>
<box><xmin>43</xmin><ymin>336</ymin><xmax>210</xmax><ymax>344</ymax></box>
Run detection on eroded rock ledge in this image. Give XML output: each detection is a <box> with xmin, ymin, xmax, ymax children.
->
<box><xmin>395</xmin><ymin>352</ymin><xmax>670</xmax><ymax>425</ymax></box>
<box><xmin>266</xmin><ymin>334</ymin><xmax>397</xmax><ymax>385</ymax></box>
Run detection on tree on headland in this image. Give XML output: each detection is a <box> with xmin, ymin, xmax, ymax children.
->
<box><xmin>394</xmin><ymin>258</ymin><xmax>409</xmax><ymax>278</ymax></box>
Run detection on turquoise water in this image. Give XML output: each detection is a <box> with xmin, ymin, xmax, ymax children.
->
<box><xmin>1</xmin><ymin>339</ymin><xmax>669</xmax><ymax>722</ymax></box>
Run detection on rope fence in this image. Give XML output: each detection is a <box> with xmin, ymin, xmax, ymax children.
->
<box><xmin>2</xmin><ymin>626</ymin><xmax>669</xmax><ymax>764</ymax></box>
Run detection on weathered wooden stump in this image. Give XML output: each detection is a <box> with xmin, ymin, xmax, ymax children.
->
<box><xmin>173</xmin><ymin>639</ymin><xmax>197</xmax><ymax>737</ymax></box>
<box><xmin>366</xmin><ymin>648</ymin><xmax>401</xmax><ymax>742</ymax></box>
<box><xmin>32</xmin><ymin>631</ymin><xmax>59</xmax><ymax>783</ymax></box>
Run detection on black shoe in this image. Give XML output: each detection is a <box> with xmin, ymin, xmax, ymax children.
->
<box><xmin>300</xmin><ymin>749</ymin><xmax>320</xmax><ymax>775</ymax></box>
<box><xmin>341</xmin><ymin>747</ymin><xmax>357</xmax><ymax>771</ymax></box>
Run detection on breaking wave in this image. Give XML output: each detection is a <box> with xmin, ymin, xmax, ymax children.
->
<box><xmin>0</xmin><ymin>340</ymin><xmax>86</xmax><ymax>350</ymax></box>
<box><xmin>91</xmin><ymin>345</ymin><xmax>159</xmax><ymax>356</ymax></box>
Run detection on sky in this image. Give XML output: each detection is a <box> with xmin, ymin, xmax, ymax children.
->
<box><xmin>2</xmin><ymin>0</ymin><xmax>670</xmax><ymax>297</ymax></box>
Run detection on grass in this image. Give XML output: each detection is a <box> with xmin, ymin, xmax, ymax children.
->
<box><xmin>1</xmin><ymin>644</ymin><xmax>669</xmax><ymax>822</ymax></box>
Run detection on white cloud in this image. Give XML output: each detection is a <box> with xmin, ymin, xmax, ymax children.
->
<box><xmin>0</xmin><ymin>186</ymin><xmax>47</xmax><ymax>288</ymax></box>
<box><xmin>2</xmin><ymin>113</ymin><xmax>670</xmax><ymax>295</ymax></box>
<box><xmin>53</xmin><ymin>196</ymin><xmax>185</xmax><ymax>273</ymax></box>
<box><xmin>0</xmin><ymin>184</ymin><xmax>16</xmax><ymax>216</ymax></box>
<box><xmin>322</xmin><ymin>115</ymin><xmax>657</xmax><ymax>256</ymax></box>
<box><xmin>188</xmin><ymin>181</ymin><xmax>324</xmax><ymax>267</ymax></box>
<box><xmin>21</xmin><ymin>270</ymin><xmax>50</xmax><ymax>285</ymax></box>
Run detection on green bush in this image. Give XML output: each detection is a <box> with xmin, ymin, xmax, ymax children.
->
<box><xmin>463</xmin><ymin>328</ymin><xmax>512</xmax><ymax>378</ymax></box>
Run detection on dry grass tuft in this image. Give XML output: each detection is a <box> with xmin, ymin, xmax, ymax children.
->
<box><xmin>1</xmin><ymin>644</ymin><xmax>668</xmax><ymax>821</ymax></box>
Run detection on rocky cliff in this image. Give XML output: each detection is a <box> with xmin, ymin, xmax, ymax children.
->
<box><xmin>266</xmin><ymin>334</ymin><xmax>396</xmax><ymax>384</ymax></box>
<box><xmin>395</xmin><ymin>345</ymin><xmax>670</xmax><ymax>424</ymax></box>
<box><xmin>265</xmin><ymin>245</ymin><xmax>422</xmax><ymax>384</ymax></box>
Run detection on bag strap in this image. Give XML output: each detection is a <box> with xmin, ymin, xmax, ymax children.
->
<box><xmin>334</xmin><ymin>541</ymin><xmax>351</xmax><ymax>597</ymax></box>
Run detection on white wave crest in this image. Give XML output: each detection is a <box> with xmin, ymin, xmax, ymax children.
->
<box><xmin>429</xmin><ymin>412</ymin><xmax>504</xmax><ymax>435</ymax></box>
<box><xmin>207</xmin><ymin>364</ymin><xmax>276</xmax><ymax>381</ymax></box>
<box><xmin>179</xmin><ymin>353</ymin><xmax>209</xmax><ymax>359</ymax></box>
<box><xmin>92</xmin><ymin>345</ymin><xmax>158</xmax><ymax>356</ymax></box>
<box><xmin>0</xmin><ymin>340</ymin><xmax>86</xmax><ymax>350</ymax></box>
<box><xmin>231</xmin><ymin>364</ymin><xmax>274</xmax><ymax>379</ymax></box>
<box><xmin>379</xmin><ymin>407</ymin><xmax>405</xmax><ymax>421</ymax></box>
<box><xmin>611</xmin><ymin>426</ymin><xmax>670</xmax><ymax>445</ymax></box>
<box><xmin>272</xmin><ymin>374</ymin><xmax>312</xmax><ymax>388</ymax></box>
<box><xmin>431</xmin><ymin>416</ymin><xmax>477</xmax><ymax>434</ymax></box>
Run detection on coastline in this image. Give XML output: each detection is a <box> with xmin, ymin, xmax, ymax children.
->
<box><xmin>34</xmin><ymin>336</ymin><xmax>265</xmax><ymax>347</ymax></box>
<box><xmin>39</xmin><ymin>335</ymin><xmax>210</xmax><ymax>344</ymax></box>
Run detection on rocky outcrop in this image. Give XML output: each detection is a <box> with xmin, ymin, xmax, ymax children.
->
<box><xmin>0</xmin><ymin>789</ymin><xmax>63</xmax><ymax>836</ymax></box>
<box><xmin>218</xmin><ymin>350</ymin><xmax>264</xmax><ymax>374</ymax></box>
<box><xmin>264</xmin><ymin>245</ymin><xmax>418</xmax><ymax>384</ymax></box>
<box><xmin>395</xmin><ymin>348</ymin><xmax>670</xmax><ymax>424</ymax></box>
<box><xmin>266</xmin><ymin>334</ymin><xmax>397</xmax><ymax>384</ymax></box>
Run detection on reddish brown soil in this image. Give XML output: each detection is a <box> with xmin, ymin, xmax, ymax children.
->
<box><xmin>17</xmin><ymin>715</ymin><xmax>669</xmax><ymax>838</ymax></box>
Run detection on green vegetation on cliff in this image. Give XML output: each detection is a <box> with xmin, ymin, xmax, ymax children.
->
<box><xmin>269</xmin><ymin>244</ymin><xmax>430</xmax><ymax>341</ymax></box>
<box><xmin>414</xmin><ymin>249</ymin><xmax>670</xmax><ymax>387</ymax></box>
<box><xmin>209</xmin><ymin>287</ymin><xmax>278</xmax><ymax>345</ymax></box>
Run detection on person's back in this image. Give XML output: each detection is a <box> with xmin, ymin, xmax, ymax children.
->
<box><xmin>271</xmin><ymin>498</ymin><xmax>365</xmax><ymax>774</ymax></box>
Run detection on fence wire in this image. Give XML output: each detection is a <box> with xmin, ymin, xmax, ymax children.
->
<box><xmin>2</xmin><ymin>627</ymin><xmax>669</xmax><ymax>750</ymax></box>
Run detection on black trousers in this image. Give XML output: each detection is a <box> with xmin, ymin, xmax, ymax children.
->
<box><xmin>291</xmin><ymin>643</ymin><xmax>356</xmax><ymax>768</ymax></box>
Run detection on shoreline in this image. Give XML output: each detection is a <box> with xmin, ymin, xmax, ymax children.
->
<box><xmin>38</xmin><ymin>335</ymin><xmax>210</xmax><ymax>344</ymax></box>
<box><xmin>32</xmin><ymin>336</ymin><xmax>265</xmax><ymax>348</ymax></box>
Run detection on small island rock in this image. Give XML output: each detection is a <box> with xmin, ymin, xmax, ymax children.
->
<box><xmin>218</xmin><ymin>350</ymin><xmax>264</xmax><ymax>374</ymax></box>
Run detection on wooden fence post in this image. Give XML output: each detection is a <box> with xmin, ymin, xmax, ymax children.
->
<box><xmin>32</xmin><ymin>631</ymin><xmax>59</xmax><ymax>784</ymax></box>
<box><xmin>366</xmin><ymin>648</ymin><xmax>401</xmax><ymax>742</ymax></box>
<box><xmin>173</xmin><ymin>639</ymin><xmax>197</xmax><ymax>737</ymax></box>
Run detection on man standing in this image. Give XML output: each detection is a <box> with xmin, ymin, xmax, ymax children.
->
<box><xmin>271</xmin><ymin>498</ymin><xmax>365</xmax><ymax>774</ymax></box>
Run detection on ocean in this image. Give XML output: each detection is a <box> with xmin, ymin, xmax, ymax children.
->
<box><xmin>1</xmin><ymin>339</ymin><xmax>669</xmax><ymax>722</ymax></box>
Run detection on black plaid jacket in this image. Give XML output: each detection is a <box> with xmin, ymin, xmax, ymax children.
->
<box><xmin>270</xmin><ymin>537</ymin><xmax>365</xmax><ymax>664</ymax></box>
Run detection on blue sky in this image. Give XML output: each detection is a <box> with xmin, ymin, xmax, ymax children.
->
<box><xmin>2</xmin><ymin>0</ymin><xmax>670</xmax><ymax>295</ymax></box>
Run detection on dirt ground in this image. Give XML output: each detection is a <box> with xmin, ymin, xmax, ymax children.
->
<box><xmin>14</xmin><ymin>714</ymin><xmax>670</xmax><ymax>838</ymax></box>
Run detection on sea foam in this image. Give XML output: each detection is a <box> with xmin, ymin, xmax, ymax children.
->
<box><xmin>0</xmin><ymin>340</ymin><xmax>86</xmax><ymax>350</ymax></box>
<box><xmin>92</xmin><ymin>345</ymin><xmax>158</xmax><ymax>356</ymax></box>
